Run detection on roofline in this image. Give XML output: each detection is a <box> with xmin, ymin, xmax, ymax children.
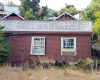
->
<box><xmin>0</xmin><ymin>5</ymin><xmax>20</xmax><ymax>7</ymax></box>
<box><xmin>1</xmin><ymin>11</ymin><xmax>25</xmax><ymax>20</ymax></box>
<box><xmin>0</xmin><ymin>20</ymin><xmax>92</xmax><ymax>21</ymax></box>
<box><xmin>55</xmin><ymin>12</ymin><xmax>78</xmax><ymax>20</ymax></box>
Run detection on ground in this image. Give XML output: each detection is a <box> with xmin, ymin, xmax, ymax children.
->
<box><xmin>0</xmin><ymin>66</ymin><xmax>100</xmax><ymax>80</ymax></box>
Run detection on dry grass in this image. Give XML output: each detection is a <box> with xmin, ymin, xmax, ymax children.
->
<box><xmin>0</xmin><ymin>65</ymin><xmax>100</xmax><ymax>80</ymax></box>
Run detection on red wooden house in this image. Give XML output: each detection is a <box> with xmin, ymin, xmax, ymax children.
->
<box><xmin>55</xmin><ymin>12</ymin><xmax>77</xmax><ymax>20</ymax></box>
<box><xmin>1</xmin><ymin>12</ymin><xmax>25</xmax><ymax>20</ymax></box>
<box><xmin>1</xmin><ymin>12</ymin><xmax>93</xmax><ymax>65</ymax></box>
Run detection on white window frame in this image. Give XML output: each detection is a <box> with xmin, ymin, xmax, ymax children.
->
<box><xmin>61</xmin><ymin>37</ymin><xmax>76</xmax><ymax>56</ymax></box>
<box><xmin>31</xmin><ymin>37</ymin><xmax>45</xmax><ymax>55</ymax></box>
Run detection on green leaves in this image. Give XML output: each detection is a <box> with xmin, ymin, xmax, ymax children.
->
<box><xmin>0</xmin><ymin>25</ymin><xmax>11</xmax><ymax>65</ymax></box>
<box><xmin>66</xmin><ymin>7</ymin><xmax>78</xmax><ymax>16</ymax></box>
<box><xmin>93</xmin><ymin>10</ymin><xmax>100</xmax><ymax>34</ymax></box>
<box><xmin>78</xmin><ymin>58</ymin><xmax>93</xmax><ymax>72</ymax></box>
<box><xmin>24</xmin><ymin>8</ymin><xmax>36</xmax><ymax>20</ymax></box>
<box><xmin>82</xmin><ymin>0</ymin><xmax>100</xmax><ymax>34</ymax></box>
<box><xmin>82</xmin><ymin>7</ymin><xmax>96</xmax><ymax>21</ymax></box>
<box><xmin>58</xmin><ymin>5</ymin><xmax>79</xmax><ymax>16</ymax></box>
<box><xmin>20</xmin><ymin>0</ymin><xmax>40</xmax><ymax>20</ymax></box>
<box><xmin>0</xmin><ymin>2</ymin><xmax>3</xmax><ymax>5</ymax></box>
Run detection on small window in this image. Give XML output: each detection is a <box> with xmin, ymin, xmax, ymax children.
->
<box><xmin>31</xmin><ymin>37</ymin><xmax>45</xmax><ymax>55</ymax></box>
<box><xmin>61</xmin><ymin>37</ymin><xmax>76</xmax><ymax>56</ymax></box>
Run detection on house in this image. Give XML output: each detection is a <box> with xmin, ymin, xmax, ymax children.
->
<box><xmin>46</xmin><ymin>12</ymin><xmax>77</xmax><ymax>20</ymax></box>
<box><xmin>0</xmin><ymin>13</ymin><xmax>93</xmax><ymax>65</ymax></box>
<box><xmin>55</xmin><ymin>12</ymin><xmax>77</xmax><ymax>20</ymax></box>
<box><xmin>1</xmin><ymin>12</ymin><xmax>25</xmax><ymax>20</ymax></box>
<box><xmin>0</xmin><ymin>5</ymin><xmax>20</xmax><ymax>19</ymax></box>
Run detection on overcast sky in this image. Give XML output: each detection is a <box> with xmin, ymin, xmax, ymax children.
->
<box><xmin>0</xmin><ymin>0</ymin><xmax>91</xmax><ymax>11</ymax></box>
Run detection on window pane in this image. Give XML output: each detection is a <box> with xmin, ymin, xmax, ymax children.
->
<box><xmin>63</xmin><ymin>39</ymin><xmax>65</xmax><ymax>43</ymax></box>
<box><xmin>71</xmin><ymin>43</ymin><xmax>74</xmax><ymax>46</ymax></box>
<box><xmin>68</xmin><ymin>39</ymin><xmax>70</xmax><ymax>42</ymax></box>
<box><xmin>71</xmin><ymin>39</ymin><xmax>74</xmax><ymax>42</ymax></box>
<box><xmin>63</xmin><ymin>38</ymin><xmax>75</xmax><ymax>49</ymax></box>
<box><xmin>67</xmin><ymin>42</ymin><xmax>69</xmax><ymax>46</ymax></box>
<box><xmin>67</xmin><ymin>47</ymin><xmax>71</xmax><ymax>49</ymax></box>
<box><xmin>70</xmin><ymin>47</ymin><xmax>74</xmax><ymax>49</ymax></box>
<box><xmin>33</xmin><ymin>37</ymin><xmax>45</xmax><ymax>54</ymax></box>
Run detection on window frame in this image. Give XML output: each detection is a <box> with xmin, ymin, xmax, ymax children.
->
<box><xmin>31</xmin><ymin>37</ymin><xmax>45</xmax><ymax>55</ymax></box>
<box><xmin>61</xmin><ymin>37</ymin><xmax>76</xmax><ymax>56</ymax></box>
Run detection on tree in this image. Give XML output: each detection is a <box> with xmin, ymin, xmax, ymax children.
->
<box><xmin>38</xmin><ymin>5</ymin><xmax>48</xmax><ymax>20</ymax></box>
<box><xmin>82</xmin><ymin>7</ymin><xmax>96</xmax><ymax>21</ymax></box>
<box><xmin>82</xmin><ymin>0</ymin><xmax>100</xmax><ymax>34</ymax></box>
<box><xmin>41</xmin><ymin>6</ymin><xmax>48</xmax><ymax>19</ymax></box>
<box><xmin>8</xmin><ymin>1</ymin><xmax>14</xmax><ymax>5</ymax></box>
<box><xmin>0</xmin><ymin>2</ymin><xmax>3</xmax><ymax>5</ymax></box>
<box><xmin>51</xmin><ymin>11</ymin><xmax>58</xmax><ymax>17</ymax></box>
<box><xmin>58</xmin><ymin>8</ymin><xmax>66</xmax><ymax>15</ymax></box>
<box><xmin>20</xmin><ymin>0</ymin><xmax>40</xmax><ymax>19</ymax></box>
<box><xmin>20</xmin><ymin>7</ymin><xmax>26</xmax><ymax>18</ymax></box>
<box><xmin>82</xmin><ymin>0</ymin><xmax>100</xmax><ymax>39</ymax></box>
<box><xmin>24</xmin><ymin>8</ymin><xmax>36</xmax><ymax>20</ymax></box>
<box><xmin>93</xmin><ymin>11</ymin><xmax>100</xmax><ymax>34</ymax></box>
<box><xmin>0</xmin><ymin>25</ymin><xmax>10</xmax><ymax>65</ymax></box>
<box><xmin>88</xmin><ymin>0</ymin><xmax>100</xmax><ymax>11</ymax></box>
<box><xmin>66</xmin><ymin>7</ymin><xmax>78</xmax><ymax>16</ymax></box>
<box><xmin>58</xmin><ymin>5</ymin><xmax>78</xmax><ymax>16</ymax></box>
<box><xmin>46</xmin><ymin>11</ymin><xmax>58</xmax><ymax>18</ymax></box>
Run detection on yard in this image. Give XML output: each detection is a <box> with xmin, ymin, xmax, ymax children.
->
<box><xmin>0</xmin><ymin>65</ymin><xmax>100</xmax><ymax>80</ymax></box>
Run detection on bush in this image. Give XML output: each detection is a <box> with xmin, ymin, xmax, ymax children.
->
<box><xmin>78</xmin><ymin>58</ymin><xmax>93</xmax><ymax>72</ymax></box>
<box><xmin>55</xmin><ymin>61</ymin><xmax>69</xmax><ymax>69</ymax></box>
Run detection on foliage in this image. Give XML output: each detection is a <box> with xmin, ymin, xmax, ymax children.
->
<box><xmin>92</xmin><ymin>33</ymin><xmax>98</xmax><ymax>42</ymax></box>
<box><xmin>8</xmin><ymin>1</ymin><xmax>14</xmax><ymax>5</ymax></box>
<box><xmin>78</xmin><ymin>58</ymin><xmax>93</xmax><ymax>72</ymax></box>
<box><xmin>82</xmin><ymin>7</ymin><xmax>96</xmax><ymax>21</ymax></box>
<box><xmin>0</xmin><ymin>25</ymin><xmax>10</xmax><ymax>65</ymax></box>
<box><xmin>82</xmin><ymin>0</ymin><xmax>100</xmax><ymax>34</ymax></box>
<box><xmin>46</xmin><ymin>11</ymin><xmax>59</xmax><ymax>18</ymax></box>
<box><xmin>97</xmin><ymin>61</ymin><xmax>100</xmax><ymax>65</ymax></box>
<box><xmin>38</xmin><ymin>5</ymin><xmax>48</xmax><ymax>20</ymax></box>
<box><xmin>66</xmin><ymin>7</ymin><xmax>78</xmax><ymax>16</ymax></box>
<box><xmin>20</xmin><ymin>0</ymin><xmax>40</xmax><ymax>20</ymax></box>
<box><xmin>88</xmin><ymin>0</ymin><xmax>100</xmax><ymax>11</ymax></box>
<box><xmin>20</xmin><ymin>7</ymin><xmax>26</xmax><ymax>17</ymax></box>
<box><xmin>58</xmin><ymin>8</ymin><xmax>66</xmax><ymax>15</ymax></box>
<box><xmin>24</xmin><ymin>8</ymin><xmax>36</xmax><ymax>20</ymax></box>
<box><xmin>82</xmin><ymin>0</ymin><xmax>100</xmax><ymax>21</ymax></box>
<box><xmin>58</xmin><ymin>5</ymin><xmax>79</xmax><ymax>16</ymax></box>
<box><xmin>55</xmin><ymin>61</ymin><xmax>69</xmax><ymax>69</ymax></box>
<box><xmin>51</xmin><ymin>11</ymin><xmax>58</xmax><ymax>17</ymax></box>
<box><xmin>0</xmin><ymin>2</ymin><xmax>3</xmax><ymax>5</ymax></box>
<box><xmin>93</xmin><ymin>11</ymin><xmax>100</xmax><ymax>34</ymax></box>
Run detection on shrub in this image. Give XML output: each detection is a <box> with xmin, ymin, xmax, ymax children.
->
<box><xmin>55</xmin><ymin>61</ymin><xmax>69</xmax><ymax>69</ymax></box>
<box><xmin>78</xmin><ymin>58</ymin><xmax>93</xmax><ymax>72</ymax></box>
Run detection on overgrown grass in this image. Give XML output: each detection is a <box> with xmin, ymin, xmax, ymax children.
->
<box><xmin>0</xmin><ymin>58</ymin><xmax>99</xmax><ymax>80</ymax></box>
<box><xmin>0</xmin><ymin>64</ymin><xmax>100</xmax><ymax>80</ymax></box>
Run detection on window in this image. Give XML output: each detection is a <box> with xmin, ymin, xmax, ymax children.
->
<box><xmin>31</xmin><ymin>37</ymin><xmax>45</xmax><ymax>55</ymax></box>
<box><xmin>61</xmin><ymin>37</ymin><xmax>76</xmax><ymax>56</ymax></box>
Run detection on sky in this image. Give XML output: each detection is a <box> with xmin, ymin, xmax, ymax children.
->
<box><xmin>0</xmin><ymin>0</ymin><xmax>91</xmax><ymax>11</ymax></box>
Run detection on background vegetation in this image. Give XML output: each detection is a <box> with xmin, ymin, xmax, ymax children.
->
<box><xmin>0</xmin><ymin>25</ymin><xmax>10</xmax><ymax>65</ymax></box>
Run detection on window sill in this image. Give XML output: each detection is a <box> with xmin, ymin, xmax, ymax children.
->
<box><xmin>61</xmin><ymin>54</ymin><xmax>77</xmax><ymax>56</ymax></box>
<box><xmin>30</xmin><ymin>53</ymin><xmax>45</xmax><ymax>55</ymax></box>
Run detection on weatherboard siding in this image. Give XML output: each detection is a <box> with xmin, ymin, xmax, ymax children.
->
<box><xmin>56</xmin><ymin>16</ymin><xmax>76</xmax><ymax>20</ymax></box>
<box><xmin>5</xmin><ymin>32</ymin><xmax>92</xmax><ymax>65</ymax></box>
<box><xmin>6</xmin><ymin>16</ymin><xmax>23</xmax><ymax>20</ymax></box>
